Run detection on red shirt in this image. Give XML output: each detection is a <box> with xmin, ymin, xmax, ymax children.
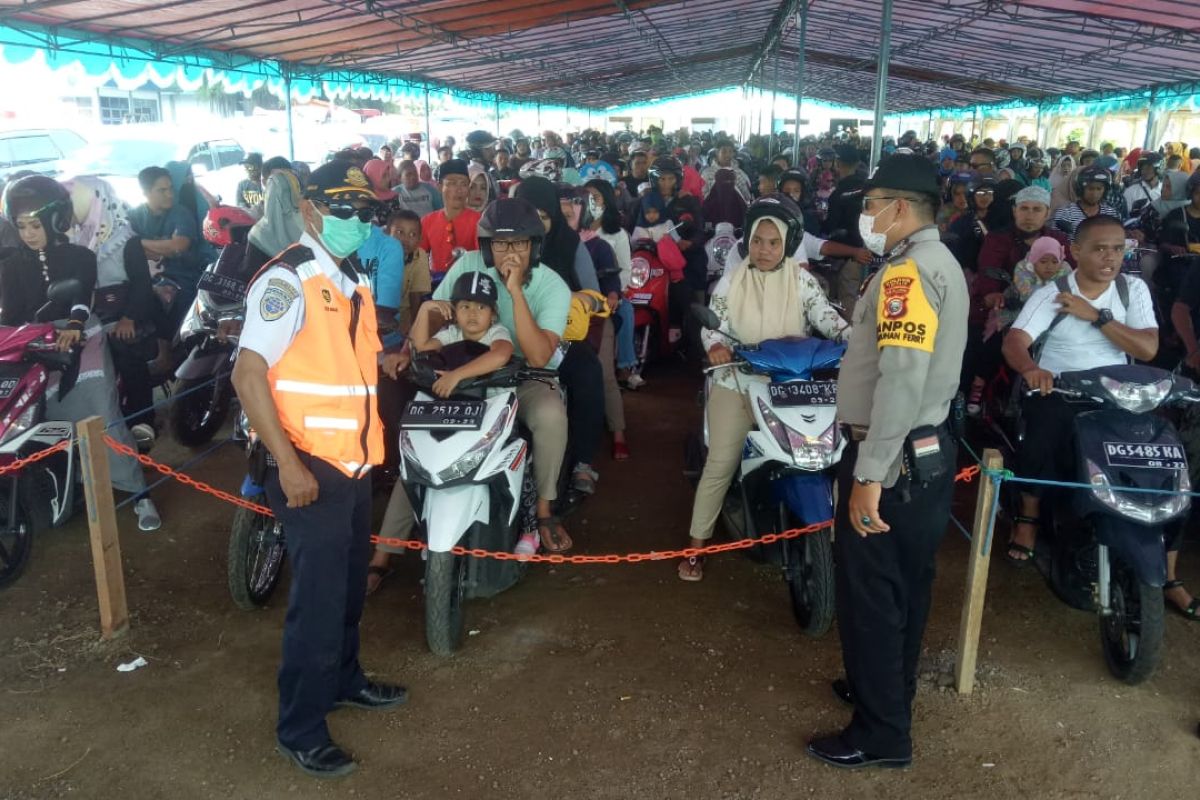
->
<box><xmin>420</xmin><ymin>208</ymin><xmax>481</xmax><ymax>281</ymax></box>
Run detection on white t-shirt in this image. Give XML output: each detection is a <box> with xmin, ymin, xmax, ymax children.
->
<box><xmin>1011</xmin><ymin>272</ymin><xmax>1157</xmax><ymax>376</ymax></box>
<box><xmin>794</xmin><ymin>231</ymin><xmax>827</xmax><ymax>263</ymax></box>
<box><xmin>1123</xmin><ymin>181</ymin><xmax>1161</xmax><ymax>211</ymax></box>
<box><xmin>432</xmin><ymin>321</ymin><xmax>512</xmax><ymax>348</ymax></box>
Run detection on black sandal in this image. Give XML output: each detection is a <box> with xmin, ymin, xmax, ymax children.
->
<box><xmin>536</xmin><ymin>516</ymin><xmax>573</xmax><ymax>553</ymax></box>
<box><xmin>1164</xmin><ymin>580</ymin><xmax>1200</xmax><ymax>621</ymax></box>
<box><xmin>1006</xmin><ymin>515</ymin><xmax>1039</xmax><ymax>569</ymax></box>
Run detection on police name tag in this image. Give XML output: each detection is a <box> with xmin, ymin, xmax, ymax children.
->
<box><xmin>768</xmin><ymin>380</ymin><xmax>838</xmax><ymax>407</ymax></box>
<box><xmin>1103</xmin><ymin>442</ymin><xmax>1187</xmax><ymax>470</ymax></box>
<box><xmin>401</xmin><ymin>400</ymin><xmax>486</xmax><ymax>431</ymax></box>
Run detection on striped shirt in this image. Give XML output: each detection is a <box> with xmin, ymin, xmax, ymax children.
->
<box><xmin>1051</xmin><ymin>202</ymin><xmax>1120</xmax><ymax>240</ymax></box>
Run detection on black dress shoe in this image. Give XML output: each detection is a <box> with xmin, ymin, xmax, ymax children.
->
<box><xmin>806</xmin><ymin>735</ymin><xmax>911</xmax><ymax>770</ymax></box>
<box><xmin>275</xmin><ymin>740</ymin><xmax>357</xmax><ymax>778</ymax></box>
<box><xmin>335</xmin><ymin>681</ymin><xmax>409</xmax><ymax>710</ymax></box>
<box><xmin>831</xmin><ymin>678</ymin><xmax>854</xmax><ymax>707</ymax></box>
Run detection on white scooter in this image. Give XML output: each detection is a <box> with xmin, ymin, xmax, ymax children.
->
<box><xmin>399</xmin><ymin>343</ymin><xmax>552</xmax><ymax>655</ymax></box>
<box><xmin>691</xmin><ymin>305</ymin><xmax>846</xmax><ymax>636</ymax></box>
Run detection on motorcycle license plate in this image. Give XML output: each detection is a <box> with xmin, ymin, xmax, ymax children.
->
<box><xmin>630</xmin><ymin>293</ymin><xmax>653</xmax><ymax>306</ymax></box>
<box><xmin>0</xmin><ymin>377</ymin><xmax>18</xmax><ymax>399</ymax></box>
<box><xmin>401</xmin><ymin>400</ymin><xmax>486</xmax><ymax>431</ymax></box>
<box><xmin>769</xmin><ymin>380</ymin><xmax>838</xmax><ymax>407</ymax></box>
<box><xmin>1103</xmin><ymin>441</ymin><xmax>1187</xmax><ymax>470</ymax></box>
<box><xmin>197</xmin><ymin>271</ymin><xmax>248</xmax><ymax>303</ymax></box>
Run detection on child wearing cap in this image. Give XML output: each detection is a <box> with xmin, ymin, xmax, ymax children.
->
<box><xmin>410</xmin><ymin>271</ymin><xmax>513</xmax><ymax>399</ymax></box>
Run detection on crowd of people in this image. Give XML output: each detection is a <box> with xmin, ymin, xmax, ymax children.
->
<box><xmin>4</xmin><ymin>118</ymin><xmax>1200</xmax><ymax>776</ymax></box>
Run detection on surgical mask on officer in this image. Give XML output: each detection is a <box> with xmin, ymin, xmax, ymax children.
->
<box><xmin>858</xmin><ymin>199</ymin><xmax>897</xmax><ymax>255</ymax></box>
<box><xmin>308</xmin><ymin>202</ymin><xmax>373</xmax><ymax>259</ymax></box>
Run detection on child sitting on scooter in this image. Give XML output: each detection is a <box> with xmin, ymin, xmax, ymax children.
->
<box><xmin>982</xmin><ymin>236</ymin><xmax>1072</xmax><ymax>342</ymax></box>
<box><xmin>409</xmin><ymin>271</ymin><xmax>513</xmax><ymax>398</ymax></box>
<box><xmin>631</xmin><ymin>193</ymin><xmax>679</xmax><ymax>244</ymax></box>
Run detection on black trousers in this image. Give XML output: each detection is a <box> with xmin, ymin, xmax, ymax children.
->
<box><xmin>834</xmin><ymin>433</ymin><xmax>956</xmax><ymax>759</ymax></box>
<box><xmin>1017</xmin><ymin>393</ymin><xmax>1094</xmax><ymax>498</ymax></box>
<box><xmin>264</xmin><ymin>454</ymin><xmax>372</xmax><ymax>750</ymax></box>
<box><xmin>107</xmin><ymin>335</ymin><xmax>157</xmax><ymax>428</ymax></box>
<box><xmin>557</xmin><ymin>342</ymin><xmax>605</xmax><ymax>466</ymax></box>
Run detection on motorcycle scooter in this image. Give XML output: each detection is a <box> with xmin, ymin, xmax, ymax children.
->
<box><xmin>399</xmin><ymin>344</ymin><xmax>554</xmax><ymax>655</ymax></box>
<box><xmin>690</xmin><ymin>305</ymin><xmax>845</xmax><ymax>636</ymax></box>
<box><xmin>1031</xmin><ymin>364</ymin><xmax>1198</xmax><ymax>684</ymax></box>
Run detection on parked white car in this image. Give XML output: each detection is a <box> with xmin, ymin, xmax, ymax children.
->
<box><xmin>60</xmin><ymin>125</ymin><xmax>248</xmax><ymax>208</ymax></box>
<box><xmin>0</xmin><ymin>128</ymin><xmax>87</xmax><ymax>183</ymax></box>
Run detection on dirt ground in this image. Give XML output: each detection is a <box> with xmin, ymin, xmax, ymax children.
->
<box><xmin>2</xmin><ymin>362</ymin><xmax>1199</xmax><ymax>800</ymax></box>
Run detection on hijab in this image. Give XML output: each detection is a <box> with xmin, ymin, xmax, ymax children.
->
<box><xmin>635</xmin><ymin>191</ymin><xmax>668</xmax><ymax>227</ymax></box>
<box><xmin>415</xmin><ymin>160</ymin><xmax>435</xmax><ymax>184</ymax></box>
<box><xmin>248</xmin><ymin>169</ymin><xmax>304</xmax><ymax>258</ymax></box>
<box><xmin>363</xmin><ymin>158</ymin><xmax>397</xmax><ymax>201</ymax></box>
<box><xmin>1167</xmin><ymin>142</ymin><xmax>1192</xmax><ymax>174</ymax></box>
<box><xmin>513</xmin><ymin>175</ymin><xmax>582</xmax><ymax>290</ymax></box>
<box><xmin>725</xmin><ymin>217</ymin><xmax>806</xmax><ymax>345</ymax></box>
<box><xmin>1154</xmin><ymin>168</ymin><xmax>1193</xmax><ymax>217</ymax></box>
<box><xmin>991</xmin><ymin>179</ymin><xmax>1024</xmax><ymax>231</ymax></box>
<box><xmin>66</xmin><ymin>175</ymin><xmax>136</xmax><ymax>287</ymax></box>
<box><xmin>1049</xmin><ymin>156</ymin><xmax>1077</xmax><ymax>211</ymax></box>
<box><xmin>701</xmin><ymin>168</ymin><xmax>748</xmax><ymax>228</ymax></box>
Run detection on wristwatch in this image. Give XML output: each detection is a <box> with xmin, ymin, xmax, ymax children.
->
<box><xmin>1093</xmin><ymin>308</ymin><xmax>1114</xmax><ymax>329</ymax></box>
<box><xmin>854</xmin><ymin>476</ymin><xmax>878</xmax><ymax>486</ymax></box>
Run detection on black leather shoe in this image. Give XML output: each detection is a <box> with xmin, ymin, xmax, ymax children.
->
<box><xmin>275</xmin><ymin>740</ymin><xmax>357</xmax><ymax>778</ymax></box>
<box><xmin>831</xmin><ymin>678</ymin><xmax>853</xmax><ymax>706</ymax></box>
<box><xmin>806</xmin><ymin>735</ymin><xmax>911</xmax><ymax>770</ymax></box>
<box><xmin>335</xmin><ymin>681</ymin><xmax>409</xmax><ymax>711</ymax></box>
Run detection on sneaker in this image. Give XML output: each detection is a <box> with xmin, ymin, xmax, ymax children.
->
<box><xmin>130</xmin><ymin>423</ymin><xmax>156</xmax><ymax>450</ymax></box>
<box><xmin>134</xmin><ymin>498</ymin><xmax>161</xmax><ymax>532</ymax></box>
<box><xmin>626</xmin><ymin>372</ymin><xmax>646</xmax><ymax>390</ymax></box>
<box><xmin>514</xmin><ymin>532</ymin><xmax>539</xmax><ymax>557</ymax></box>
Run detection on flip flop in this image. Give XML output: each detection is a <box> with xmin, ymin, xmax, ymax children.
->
<box><xmin>536</xmin><ymin>516</ymin><xmax>573</xmax><ymax>553</ymax></box>
<box><xmin>366</xmin><ymin>565</ymin><xmax>393</xmax><ymax>596</ymax></box>
<box><xmin>678</xmin><ymin>555</ymin><xmax>705</xmax><ymax>582</ymax></box>
<box><xmin>1165</xmin><ymin>580</ymin><xmax>1200</xmax><ymax>622</ymax></box>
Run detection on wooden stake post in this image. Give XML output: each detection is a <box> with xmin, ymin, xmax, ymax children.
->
<box><xmin>955</xmin><ymin>448</ymin><xmax>1003</xmax><ymax>694</ymax></box>
<box><xmin>76</xmin><ymin>415</ymin><xmax>128</xmax><ymax>639</ymax></box>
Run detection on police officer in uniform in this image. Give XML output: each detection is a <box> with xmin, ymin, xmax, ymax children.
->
<box><xmin>233</xmin><ymin>160</ymin><xmax>408</xmax><ymax>779</ymax></box>
<box><xmin>807</xmin><ymin>154</ymin><xmax>968</xmax><ymax>769</ymax></box>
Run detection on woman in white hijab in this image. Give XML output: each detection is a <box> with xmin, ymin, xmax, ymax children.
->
<box><xmin>679</xmin><ymin>195</ymin><xmax>849</xmax><ymax>581</ymax></box>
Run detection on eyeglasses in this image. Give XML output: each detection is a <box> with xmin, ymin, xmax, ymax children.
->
<box><xmin>491</xmin><ymin>239</ymin><xmax>531</xmax><ymax>252</ymax></box>
<box><xmin>969</xmin><ymin>161</ymin><xmax>993</xmax><ymax>169</ymax></box>
<box><xmin>861</xmin><ymin>195</ymin><xmax>902</xmax><ymax>210</ymax></box>
<box><xmin>974</xmin><ymin>189</ymin><xmax>995</xmax><ymax>196</ymax></box>
<box><xmin>314</xmin><ymin>201</ymin><xmax>373</xmax><ymax>222</ymax></box>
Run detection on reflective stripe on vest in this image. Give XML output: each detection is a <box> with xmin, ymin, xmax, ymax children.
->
<box><xmin>263</xmin><ymin>261</ymin><xmax>385</xmax><ymax>477</ymax></box>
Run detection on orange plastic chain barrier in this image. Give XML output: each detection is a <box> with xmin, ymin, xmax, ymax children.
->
<box><xmin>100</xmin><ymin>435</ymin><xmax>982</xmax><ymax>564</ymax></box>
<box><xmin>0</xmin><ymin>439</ymin><xmax>70</xmax><ymax>477</ymax></box>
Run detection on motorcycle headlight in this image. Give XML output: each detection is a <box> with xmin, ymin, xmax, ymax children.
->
<box><xmin>629</xmin><ymin>256</ymin><xmax>651</xmax><ymax>289</ymax></box>
<box><xmin>756</xmin><ymin>399</ymin><xmax>838</xmax><ymax>471</ymax></box>
<box><xmin>437</xmin><ymin>398</ymin><xmax>514</xmax><ymax>483</ymax></box>
<box><xmin>1087</xmin><ymin>458</ymin><xmax>1191</xmax><ymax>524</ymax></box>
<box><xmin>0</xmin><ymin>403</ymin><xmax>39</xmax><ymax>446</ymax></box>
<box><xmin>1098</xmin><ymin>376</ymin><xmax>1172</xmax><ymax>413</ymax></box>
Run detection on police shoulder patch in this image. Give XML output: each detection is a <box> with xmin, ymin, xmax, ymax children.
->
<box><xmin>876</xmin><ymin>258</ymin><xmax>937</xmax><ymax>353</ymax></box>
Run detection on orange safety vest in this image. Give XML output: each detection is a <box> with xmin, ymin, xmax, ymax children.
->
<box><xmin>257</xmin><ymin>245</ymin><xmax>385</xmax><ymax>477</ymax></box>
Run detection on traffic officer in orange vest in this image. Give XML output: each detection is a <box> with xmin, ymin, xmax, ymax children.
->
<box><xmin>233</xmin><ymin>160</ymin><xmax>408</xmax><ymax>779</ymax></box>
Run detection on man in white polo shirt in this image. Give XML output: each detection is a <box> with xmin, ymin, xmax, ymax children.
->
<box><xmin>1001</xmin><ymin>214</ymin><xmax>1159</xmax><ymax>565</ymax></box>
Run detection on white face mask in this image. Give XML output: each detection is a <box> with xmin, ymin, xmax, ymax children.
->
<box><xmin>858</xmin><ymin>200</ymin><xmax>896</xmax><ymax>255</ymax></box>
<box><xmin>587</xmin><ymin>196</ymin><xmax>603</xmax><ymax>220</ymax></box>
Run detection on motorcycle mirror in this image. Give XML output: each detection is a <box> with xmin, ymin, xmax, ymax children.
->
<box><xmin>690</xmin><ymin>303</ymin><xmax>721</xmax><ymax>331</ymax></box>
<box><xmin>35</xmin><ymin>279</ymin><xmax>84</xmax><ymax>322</ymax></box>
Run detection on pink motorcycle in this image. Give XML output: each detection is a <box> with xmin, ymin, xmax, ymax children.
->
<box><xmin>0</xmin><ymin>322</ymin><xmax>81</xmax><ymax>589</ymax></box>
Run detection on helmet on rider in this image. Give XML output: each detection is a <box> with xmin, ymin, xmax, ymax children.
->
<box><xmin>1</xmin><ymin>174</ymin><xmax>73</xmax><ymax>236</ymax></box>
<box><xmin>1136</xmin><ymin>151</ymin><xmax>1164</xmax><ymax>177</ymax></box>
<box><xmin>777</xmin><ymin>169</ymin><xmax>808</xmax><ymax>202</ymax></box>
<box><xmin>466</xmin><ymin>129</ymin><xmax>497</xmax><ymax>149</ymax></box>
<box><xmin>738</xmin><ymin>193</ymin><xmax>805</xmax><ymax>262</ymax></box>
<box><xmin>518</xmin><ymin>158</ymin><xmax>562</xmax><ymax>183</ymax></box>
<box><xmin>649</xmin><ymin>156</ymin><xmax>683</xmax><ymax>190</ymax></box>
<box><xmin>1074</xmin><ymin>164</ymin><xmax>1113</xmax><ymax>196</ymax></box>
<box><xmin>477</xmin><ymin>197</ymin><xmax>545</xmax><ymax>269</ymax></box>
<box><xmin>202</xmin><ymin>205</ymin><xmax>257</xmax><ymax>247</ymax></box>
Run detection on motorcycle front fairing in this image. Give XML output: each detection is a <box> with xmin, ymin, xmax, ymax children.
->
<box><xmin>1073</xmin><ymin>408</ymin><xmax>1187</xmax><ymax>586</ymax></box>
<box><xmin>771</xmin><ymin>472</ymin><xmax>834</xmax><ymax>528</ymax></box>
<box><xmin>737</xmin><ymin>337</ymin><xmax>846</xmax><ymax>382</ymax></box>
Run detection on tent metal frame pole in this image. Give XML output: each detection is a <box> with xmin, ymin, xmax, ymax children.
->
<box><xmin>284</xmin><ymin>71</ymin><xmax>294</xmax><ymax>160</ymax></box>
<box><xmin>495</xmin><ymin>96</ymin><xmax>501</xmax><ymax>136</ymax></box>
<box><xmin>424</xmin><ymin>86</ymin><xmax>433</xmax><ymax>161</ymax></box>
<box><xmin>1144</xmin><ymin>88</ymin><xmax>1159</xmax><ymax>151</ymax></box>
<box><xmin>870</xmin><ymin>0</ymin><xmax>894</xmax><ymax>168</ymax></box>
<box><xmin>793</xmin><ymin>1</ymin><xmax>807</xmax><ymax>153</ymax></box>
<box><xmin>768</xmin><ymin>45</ymin><xmax>780</xmax><ymax>157</ymax></box>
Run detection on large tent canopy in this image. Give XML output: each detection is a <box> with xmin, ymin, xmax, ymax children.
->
<box><xmin>2</xmin><ymin>0</ymin><xmax>1200</xmax><ymax>115</ymax></box>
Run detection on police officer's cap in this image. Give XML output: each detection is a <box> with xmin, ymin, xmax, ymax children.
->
<box><xmin>866</xmin><ymin>153</ymin><xmax>940</xmax><ymax>197</ymax></box>
<box><xmin>303</xmin><ymin>159</ymin><xmax>377</xmax><ymax>203</ymax></box>
<box><xmin>834</xmin><ymin>144</ymin><xmax>861</xmax><ymax>165</ymax></box>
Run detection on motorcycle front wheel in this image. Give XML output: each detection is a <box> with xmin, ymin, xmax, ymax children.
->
<box><xmin>1099</xmin><ymin>554</ymin><xmax>1164</xmax><ymax>685</ymax></box>
<box><xmin>227</xmin><ymin>496</ymin><xmax>286</xmax><ymax>610</ymax></box>
<box><xmin>784</xmin><ymin>526</ymin><xmax>835</xmax><ymax>637</ymax></box>
<box><xmin>170</xmin><ymin>374</ymin><xmax>232</xmax><ymax>447</ymax></box>
<box><xmin>0</xmin><ymin>479</ymin><xmax>35</xmax><ymax>590</ymax></box>
<box><xmin>424</xmin><ymin>551</ymin><xmax>467</xmax><ymax>656</ymax></box>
